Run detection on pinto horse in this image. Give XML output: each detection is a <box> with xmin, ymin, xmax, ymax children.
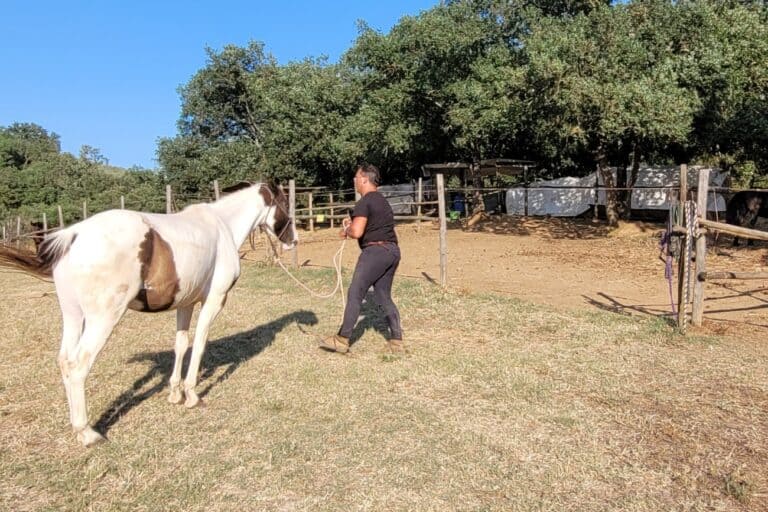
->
<box><xmin>0</xmin><ymin>182</ymin><xmax>296</xmax><ymax>446</ymax></box>
<box><xmin>725</xmin><ymin>190</ymin><xmax>768</xmax><ymax>246</ymax></box>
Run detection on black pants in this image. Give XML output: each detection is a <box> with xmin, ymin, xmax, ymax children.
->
<box><xmin>338</xmin><ymin>243</ymin><xmax>402</xmax><ymax>340</ymax></box>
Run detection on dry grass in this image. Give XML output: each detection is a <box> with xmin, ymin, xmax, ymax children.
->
<box><xmin>0</xmin><ymin>262</ymin><xmax>766</xmax><ymax>511</ymax></box>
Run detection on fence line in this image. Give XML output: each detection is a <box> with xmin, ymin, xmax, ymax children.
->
<box><xmin>4</xmin><ymin>175</ymin><xmax>768</xmax><ymax>246</ymax></box>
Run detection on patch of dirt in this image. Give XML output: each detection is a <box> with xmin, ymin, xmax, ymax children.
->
<box><xmin>264</xmin><ymin>217</ymin><xmax>768</xmax><ymax>338</ymax></box>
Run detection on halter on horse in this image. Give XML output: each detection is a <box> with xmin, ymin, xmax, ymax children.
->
<box><xmin>0</xmin><ymin>182</ymin><xmax>296</xmax><ymax>446</ymax></box>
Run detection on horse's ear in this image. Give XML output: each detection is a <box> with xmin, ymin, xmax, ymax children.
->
<box><xmin>221</xmin><ymin>181</ymin><xmax>254</xmax><ymax>194</ymax></box>
<box><xmin>266</xmin><ymin>180</ymin><xmax>283</xmax><ymax>196</ymax></box>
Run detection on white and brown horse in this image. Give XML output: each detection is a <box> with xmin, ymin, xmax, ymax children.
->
<box><xmin>0</xmin><ymin>182</ymin><xmax>296</xmax><ymax>446</ymax></box>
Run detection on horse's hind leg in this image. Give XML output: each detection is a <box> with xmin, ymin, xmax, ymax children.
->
<box><xmin>183</xmin><ymin>293</ymin><xmax>226</xmax><ymax>408</ymax></box>
<box><xmin>66</xmin><ymin>312</ymin><xmax>122</xmax><ymax>447</ymax></box>
<box><xmin>58</xmin><ymin>308</ymin><xmax>83</xmax><ymax>427</ymax></box>
<box><xmin>168</xmin><ymin>306</ymin><xmax>193</xmax><ymax>404</ymax></box>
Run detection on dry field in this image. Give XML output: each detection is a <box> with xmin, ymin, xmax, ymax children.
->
<box><xmin>1</xmin><ymin>220</ymin><xmax>767</xmax><ymax>511</ymax></box>
<box><xmin>293</xmin><ymin>217</ymin><xmax>768</xmax><ymax>337</ymax></box>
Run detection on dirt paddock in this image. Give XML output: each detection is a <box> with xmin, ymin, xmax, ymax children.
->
<box><xmin>269</xmin><ymin>216</ymin><xmax>768</xmax><ymax>338</ymax></box>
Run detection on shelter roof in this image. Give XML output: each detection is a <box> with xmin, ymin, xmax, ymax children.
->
<box><xmin>422</xmin><ymin>159</ymin><xmax>537</xmax><ymax>178</ymax></box>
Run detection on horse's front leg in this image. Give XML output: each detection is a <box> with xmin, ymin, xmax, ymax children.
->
<box><xmin>183</xmin><ymin>293</ymin><xmax>227</xmax><ymax>408</ymax></box>
<box><xmin>168</xmin><ymin>306</ymin><xmax>193</xmax><ymax>404</ymax></box>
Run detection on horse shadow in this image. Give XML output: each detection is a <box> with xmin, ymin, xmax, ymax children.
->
<box><xmin>93</xmin><ymin>309</ymin><xmax>318</xmax><ymax>435</ymax></box>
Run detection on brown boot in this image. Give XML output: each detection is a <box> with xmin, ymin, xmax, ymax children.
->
<box><xmin>387</xmin><ymin>339</ymin><xmax>405</xmax><ymax>353</ymax></box>
<box><xmin>318</xmin><ymin>334</ymin><xmax>350</xmax><ymax>354</ymax></box>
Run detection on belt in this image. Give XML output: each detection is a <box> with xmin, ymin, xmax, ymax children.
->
<box><xmin>363</xmin><ymin>241</ymin><xmax>397</xmax><ymax>248</ymax></box>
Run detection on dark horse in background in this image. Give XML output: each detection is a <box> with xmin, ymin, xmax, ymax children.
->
<box><xmin>29</xmin><ymin>221</ymin><xmax>52</xmax><ymax>252</ymax></box>
<box><xmin>725</xmin><ymin>191</ymin><xmax>768</xmax><ymax>246</ymax></box>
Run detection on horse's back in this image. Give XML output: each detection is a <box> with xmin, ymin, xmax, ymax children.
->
<box><xmin>50</xmin><ymin>210</ymin><xmax>149</xmax><ymax>312</ymax></box>
<box><xmin>63</xmin><ymin>210</ymin><xmax>152</xmax><ymax>265</ymax></box>
<box><xmin>726</xmin><ymin>191</ymin><xmax>768</xmax><ymax>224</ymax></box>
<box><xmin>138</xmin><ymin>206</ymin><xmax>239</xmax><ymax>307</ymax></box>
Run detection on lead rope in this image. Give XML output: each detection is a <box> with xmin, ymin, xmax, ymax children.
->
<box><xmin>265</xmin><ymin>234</ymin><xmax>347</xmax><ymax>309</ymax></box>
<box><xmin>680</xmin><ymin>200</ymin><xmax>699</xmax><ymax>333</ymax></box>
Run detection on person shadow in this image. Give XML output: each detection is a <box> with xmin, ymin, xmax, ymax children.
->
<box><xmin>348</xmin><ymin>291</ymin><xmax>394</xmax><ymax>346</ymax></box>
<box><xmin>93</xmin><ymin>309</ymin><xmax>318</xmax><ymax>436</ymax></box>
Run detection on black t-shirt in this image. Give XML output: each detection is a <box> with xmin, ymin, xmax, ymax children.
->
<box><xmin>352</xmin><ymin>191</ymin><xmax>398</xmax><ymax>248</ymax></box>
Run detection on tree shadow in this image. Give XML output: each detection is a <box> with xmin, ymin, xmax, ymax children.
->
<box><xmin>435</xmin><ymin>214</ymin><xmax>663</xmax><ymax>240</ymax></box>
<box><xmin>93</xmin><ymin>309</ymin><xmax>318</xmax><ymax>435</ymax></box>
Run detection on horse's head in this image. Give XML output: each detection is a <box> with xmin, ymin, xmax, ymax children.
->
<box><xmin>260</xmin><ymin>182</ymin><xmax>297</xmax><ymax>249</ymax></box>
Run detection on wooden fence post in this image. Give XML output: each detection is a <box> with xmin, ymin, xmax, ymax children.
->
<box><xmin>42</xmin><ymin>213</ymin><xmax>47</xmax><ymax>232</ymax></box>
<box><xmin>437</xmin><ymin>173</ymin><xmax>448</xmax><ymax>288</ymax></box>
<box><xmin>166</xmin><ymin>185</ymin><xmax>172</xmax><ymax>214</ymax></box>
<box><xmin>692</xmin><ymin>168</ymin><xmax>709</xmax><ymax>326</ymax></box>
<box><xmin>526</xmin><ymin>165</ymin><xmax>531</xmax><ymax>217</ymax></box>
<box><xmin>82</xmin><ymin>201</ymin><xmax>87</xmax><ymax>220</ymax></box>
<box><xmin>58</xmin><ymin>205</ymin><xmax>64</xmax><ymax>227</ymax></box>
<box><xmin>16</xmin><ymin>216</ymin><xmax>21</xmax><ymax>249</ymax></box>
<box><xmin>213</xmin><ymin>180</ymin><xmax>220</xmax><ymax>201</ymax></box>
<box><xmin>593</xmin><ymin>169</ymin><xmax>598</xmax><ymax>220</ymax></box>
<box><xmin>120</xmin><ymin>196</ymin><xmax>125</xmax><ymax>209</ymax></box>
<box><xmin>308</xmin><ymin>192</ymin><xmax>314</xmax><ymax>232</ymax></box>
<box><xmin>417</xmin><ymin>177</ymin><xmax>423</xmax><ymax>232</ymax></box>
<box><xmin>289</xmin><ymin>179</ymin><xmax>298</xmax><ymax>268</ymax></box>
<box><xmin>677</xmin><ymin>164</ymin><xmax>689</xmax><ymax>331</ymax></box>
<box><xmin>329</xmin><ymin>193</ymin><xmax>335</xmax><ymax>229</ymax></box>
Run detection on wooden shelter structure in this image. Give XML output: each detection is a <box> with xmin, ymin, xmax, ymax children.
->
<box><xmin>421</xmin><ymin>159</ymin><xmax>535</xmax><ymax>186</ymax></box>
<box><xmin>421</xmin><ymin>159</ymin><xmax>537</xmax><ymax>216</ymax></box>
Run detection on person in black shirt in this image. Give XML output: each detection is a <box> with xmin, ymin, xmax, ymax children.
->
<box><xmin>319</xmin><ymin>163</ymin><xmax>404</xmax><ymax>354</ymax></box>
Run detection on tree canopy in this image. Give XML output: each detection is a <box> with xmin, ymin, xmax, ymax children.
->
<box><xmin>0</xmin><ymin>123</ymin><xmax>165</xmax><ymax>225</ymax></box>
<box><xmin>4</xmin><ymin>0</ymin><xmax>768</xmax><ymax>226</ymax></box>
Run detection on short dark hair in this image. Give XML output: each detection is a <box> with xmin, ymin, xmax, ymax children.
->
<box><xmin>355</xmin><ymin>162</ymin><xmax>381</xmax><ymax>186</ymax></box>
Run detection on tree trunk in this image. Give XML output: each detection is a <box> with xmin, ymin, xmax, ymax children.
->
<box><xmin>597</xmin><ymin>149</ymin><xmax>619</xmax><ymax>227</ymax></box>
<box><xmin>630</xmin><ymin>142</ymin><xmax>641</xmax><ymax>190</ymax></box>
<box><xmin>616</xmin><ymin>163</ymin><xmax>628</xmax><ymax>219</ymax></box>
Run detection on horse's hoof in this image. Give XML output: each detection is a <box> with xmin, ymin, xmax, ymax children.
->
<box><xmin>77</xmin><ymin>427</ymin><xmax>106</xmax><ymax>447</ymax></box>
<box><xmin>168</xmin><ymin>389</ymin><xmax>183</xmax><ymax>404</ymax></box>
<box><xmin>184</xmin><ymin>393</ymin><xmax>204</xmax><ymax>409</ymax></box>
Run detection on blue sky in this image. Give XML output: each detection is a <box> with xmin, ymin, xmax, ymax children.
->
<box><xmin>0</xmin><ymin>1</ymin><xmax>437</xmax><ymax>169</ymax></box>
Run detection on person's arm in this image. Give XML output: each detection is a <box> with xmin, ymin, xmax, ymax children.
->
<box><xmin>341</xmin><ymin>216</ymin><xmax>368</xmax><ymax>239</ymax></box>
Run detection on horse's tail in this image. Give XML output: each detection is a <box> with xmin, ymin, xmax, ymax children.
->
<box><xmin>0</xmin><ymin>228</ymin><xmax>76</xmax><ymax>280</ymax></box>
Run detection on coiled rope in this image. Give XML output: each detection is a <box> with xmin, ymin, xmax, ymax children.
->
<box><xmin>265</xmin><ymin>234</ymin><xmax>348</xmax><ymax>309</ymax></box>
<box><xmin>679</xmin><ymin>200</ymin><xmax>699</xmax><ymax>333</ymax></box>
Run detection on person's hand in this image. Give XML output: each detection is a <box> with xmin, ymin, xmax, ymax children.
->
<box><xmin>339</xmin><ymin>218</ymin><xmax>351</xmax><ymax>239</ymax></box>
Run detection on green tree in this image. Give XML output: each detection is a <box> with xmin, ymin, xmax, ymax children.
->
<box><xmin>673</xmin><ymin>1</ymin><xmax>768</xmax><ymax>180</ymax></box>
<box><xmin>343</xmin><ymin>2</ymin><xmax>521</xmax><ymax>174</ymax></box>
<box><xmin>0</xmin><ymin>122</ymin><xmax>61</xmax><ymax>168</ymax></box>
<box><xmin>524</xmin><ymin>2</ymin><xmax>698</xmax><ymax>224</ymax></box>
<box><xmin>159</xmin><ymin>42</ymin><xmax>277</xmax><ymax>192</ymax></box>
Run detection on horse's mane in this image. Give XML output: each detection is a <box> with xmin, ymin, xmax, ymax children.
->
<box><xmin>220</xmin><ymin>181</ymin><xmax>282</xmax><ymax>199</ymax></box>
